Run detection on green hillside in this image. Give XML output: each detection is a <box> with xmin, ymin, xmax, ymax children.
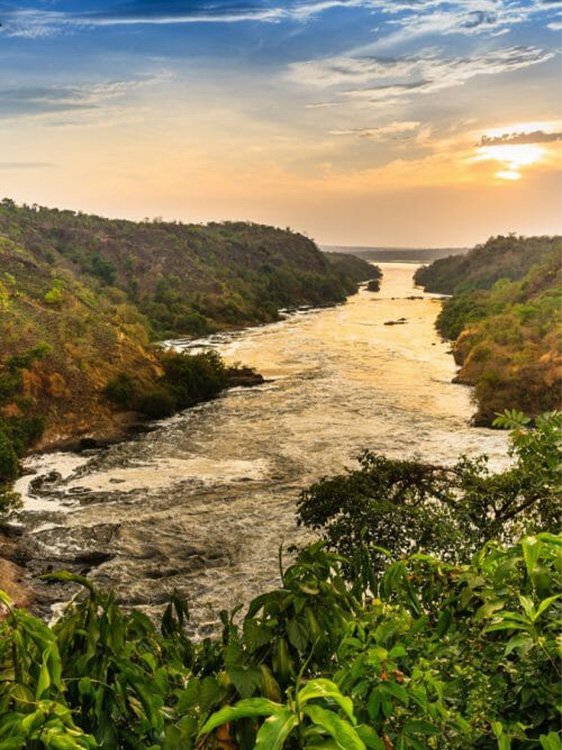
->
<box><xmin>0</xmin><ymin>200</ymin><xmax>375</xmax><ymax>339</ymax></box>
<box><xmin>414</xmin><ymin>234</ymin><xmax>560</xmax><ymax>294</ymax></box>
<box><xmin>0</xmin><ymin>200</ymin><xmax>374</xmax><ymax>464</ymax></box>
<box><xmin>324</xmin><ymin>252</ymin><xmax>382</xmax><ymax>287</ymax></box>
<box><xmin>415</xmin><ymin>236</ymin><xmax>562</xmax><ymax>424</ymax></box>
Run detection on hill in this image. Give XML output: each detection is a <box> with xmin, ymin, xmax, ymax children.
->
<box><xmin>323</xmin><ymin>252</ymin><xmax>382</xmax><ymax>286</ymax></box>
<box><xmin>413</xmin><ymin>234</ymin><xmax>559</xmax><ymax>294</ymax></box>
<box><xmin>1</xmin><ymin>201</ymin><xmax>376</xmax><ymax>340</ymax></box>
<box><xmin>415</xmin><ymin>235</ymin><xmax>562</xmax><ymax>424</ymax></box>
<box><xmin>0</xmin><ymin>200</ymin><xmax>375</xmax><ymax>468</ymax></box>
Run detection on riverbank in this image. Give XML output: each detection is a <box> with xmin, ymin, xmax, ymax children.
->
<box><xmin>5</xmin><ymin>264</ymin><xmax>510</xmax><ymax>628</ymax></box>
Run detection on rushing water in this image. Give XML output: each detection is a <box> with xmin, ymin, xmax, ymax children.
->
<box><xmin>16</xmin><ymin>263</ymin><xmax>509</xmax><ymax>629</ymax></box>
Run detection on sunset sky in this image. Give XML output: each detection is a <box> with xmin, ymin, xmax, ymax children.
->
<box><xmin>1</xmin><ymin>0</ymin><xmax>561</xmax><ymax>246</ymax></box>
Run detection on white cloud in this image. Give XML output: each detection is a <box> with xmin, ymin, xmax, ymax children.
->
<box><xmin>289</xmin><ymin>46</ymin><xmax>556</xmax><ymax>102</ymax></box>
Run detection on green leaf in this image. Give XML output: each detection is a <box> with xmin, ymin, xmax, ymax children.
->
<box><xmin>21</xmin><ymin>710</ymin><xmax>46</xmax><ymax>734</ymax></box>
<box><xmin>298</xmin><ymin>680</ymin><xmax>355</xmax><ymax>723</ymax></box>
<box><xmin>254</xmin><ymin>709</ymin><xmax>298</xmax><ymax>750</ymax></box>
<box><xmin>198</xmin><ymin>698</ymin><xmax>283</xmax><ymax>737</ymax></box>
<box><xmin>36</xmin><ymin>651</ymin><xmax>52</xmax><ymax>699</ymax></box>
<box><xmin>229</xmin><ymin>665</ymin><xmax>263</xmax><ymax>699</ymax></box>
<box><xmin>491</xmin><ymin>722</ymin><xmax>511</xmax><ymax>750</ymax></box>
<box><xmin>273</xmin><ymin>638</ymin><xmax>295</xmax><ymax>680</ymax></box>
<box><xmin>287</xmin><ymin>618</ymin><xmax>309</xmax><ymax>652</ymax></box>
<box><xmin>40</xmin><ymin>571</ymin><xmax>94</xmax><ymax>592</ymax></box>
<box><xmin>367</xmin><ymin>688</ymin><xmax>381</xmax><ymax>721</ymax></box>
<box><xmin>403</xmin><ymin>720</ymin><xmax>440</xmax><ymax>736</ymax></box>
<box><xmin>303</xmin><ymin>705</ymin><xmax>366</xmax><ymax>750</ymax></box>
<box><xmin>199</xmin><ymin>677</ymin><xmax>223</xmax><ymax>712</ymax></box>
<box><xmin>356</xmin><ymin>725</ymin><xmax>385</xmax><ymax>750</ymax></box>
<box><xmin>504</xmin><ymin>633</ymin><xmax>533</xmax><ymax>655</ymax></box>
<box><xmin>534</xmin><ymin>594</ymin><xmax>560</xmax><ymax>622</ymax></box>
<box><xmin>539</xmin><ymin>732</ymin><xmax>562</xmax><ymax>750</ymax></box>
<box><xmin>475</xmin><ymin>600</ymin><xmax>505</xmax><ymax>621</ymax></box>
<box><xmin>259</xmin><ymin>664</ymin><xmax>282</xmax><ymax>703</ymax></box>
<box><xmin>381</xmin><ymin>681</ymin><xmax>408</xmax><ymax>706</ymax></box>
<box><xmin>518</xmin><ymin>595</ymin><xmax>536</xmax><ymax>620</ymax></box>
<box><xmin>521</xmin><ymin>536</ymin><xmax>540</xmax><ymax>578</ymax></box>
<box><xmin>0</xmin><ymin>590</ymin><xmax>13</xmax><ymax>609</ymax></box>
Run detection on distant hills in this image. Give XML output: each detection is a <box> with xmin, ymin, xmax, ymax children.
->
<box><xmin>321</xmin><ymin>245</ymin><xmax>468</xmax><ymax>263</ymax></box>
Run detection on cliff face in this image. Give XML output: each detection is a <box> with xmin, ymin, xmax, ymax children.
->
<box><xmin>415</xmin><ymin>236</ymin><xmax>562</xmax><ymax>425</ymax></box>
<box><xmin>0</xmin><ymin>200</ymin><xmax>369</xmax><ymax>451</ymax></box>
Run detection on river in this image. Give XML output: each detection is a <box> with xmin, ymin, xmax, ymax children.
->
<box><xmin>15</xmin><ymin>263</ymin><xmax>509</xmax><ymax>631</ymax></box>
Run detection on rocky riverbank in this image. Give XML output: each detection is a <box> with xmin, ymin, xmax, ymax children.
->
<box><xmin>0</xmin><ymin>525</ymin><xmax>35</xmax><ymax>612</ymax></box>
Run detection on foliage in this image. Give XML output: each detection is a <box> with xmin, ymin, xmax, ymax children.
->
<box><xmin>0</xmin><ymin>201</ymin><xmax>367</xmax><ymax>341</ymax></box>
<box><xmin>103</xmin><ymin>349</ymin><xmax>228</xmax><ymax>419</ymax></box>
<box><xmin>1</xmin><ymin>531</ymin><xmax>560</xmax><ymax>750</ymax></box>
<box><xmin>0</xmin><ymin>428</ymin><xmax>19</xmax><ymax>484</ymax></box>
<box><xmin>324</xmin><ymin>252</ymin><xmax>381</xmax><ymax>288</ymax></box>
<box><xmin>414</xmin><ymin>235</ymin><xmax>560</xmax><ymax>295</ymax></box>
<box><xmin>296</xmin><ymin>411</ymin><xmax>562</xmax><ymax>574</ymax></box>
<box><xmin>0</xmin><ymin>344</ymin><xmax>48</xmax><ymax>507</ymax></box>
<box><xmin>416</xmin><ymin>240</ymin><xmax>561</xmax><ymax>424</ymax></box>
<box><xmin>102</xmin><ymin>372</ymin><xmax>137</xmax><ymax>410</ymax></box>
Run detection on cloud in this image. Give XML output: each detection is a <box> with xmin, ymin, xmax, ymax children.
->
<box><xmin>289</xmin><ymin>46</ymin><xmax>555</xmax><ymax>102</ymax></box>
<box><xmin>0</xmin><ymin>76</ymin><xmax>165</xmax><ymax>119</ymax></box>
<box><xmin>288</xmin><ymin>56</ymin><xmax>418</xmax><ymax>87</ymax></box>
<box><xmin>2</xmin><ymin>0</ymin><xmax>561</xmax><ymax>41</ymax></box>
<box><xmin>330</xmin><ymin>120</ymin><xmax>420</xmax><ymax>139</ymax></box>
<box><xmin>0</xmin><ymin>1</ymin><xmax>378</xmax><ymax>37</ymax></box>
<box><xmin>480</xmin><ymin>130</ymin><xmax>562</xmax><ymax>145</ymax></box>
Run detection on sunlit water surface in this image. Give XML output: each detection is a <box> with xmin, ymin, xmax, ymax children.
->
<box><xmin>16</xmin><ymin>264</ymin><xmax>509</xmax><ymax>630</ymax></box>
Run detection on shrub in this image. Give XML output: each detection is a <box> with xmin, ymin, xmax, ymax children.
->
<box><xmin>0</xmin><ymin>428</ymin><xmax>19</xmax><ymax>483</ymax></box>
<box><xmin>44</xmin><ymin>285</ymin><xmax>64</xmax><ymax>306</ymax></box>
<box><xmin>102</xmin><ymin>372</ymin><xmax>137</xmax><ymax>409</ymax></box>
<box><xmin>136</xmin><ymin>387</ymin><xmax>177</xmax><ymax>418</ymax></box>
<box><xmin>159</xmin><ymin>349</ymin><xmax>227</xmax><ymax>409</ymax></box>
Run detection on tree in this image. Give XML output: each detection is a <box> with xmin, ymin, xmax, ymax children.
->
<box><xmin>296</xmin><ymin>411</ymin><xmax>562</xmax><ymax>574</ymax></box>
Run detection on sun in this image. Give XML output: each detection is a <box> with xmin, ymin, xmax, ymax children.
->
<box><xmin>474</xmin><ymin>143</ymin><xmax>545</xmax><ymax>181</ymax></box>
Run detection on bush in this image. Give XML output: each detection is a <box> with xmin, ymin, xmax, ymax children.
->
<box><xmin>297</xmin><ymin>411</ymin><xmax>562</xmax><ymax>574</ymax></box>
<box><xmin>4</xmin><ymin>415</ymin><xmax>45</xmax><ymax>455</ymax></box>
<box><xmin>101</xmin><ymin>351</ymin><xmax>228</xmax><ymax>419</ymax></box>
<box><xmin>0</xmin><ymin>429</ymin><xmax>19</xmax><ymax>483</ymax></box>
<box><xmin>102</xmin><ymin>372</ymin><xmax>137</xmax><ymax>409</ymax></box>
<box><xmin>136</xmin><ymin>387</ymin><xmax>177</xmax><ymax>418</ymax></box>
<box><xmin>159</xmin><ymin>349</ymin><xmax>227</xmax><ymax>409</ymax></box>
<box><xmin>0</xmin><ymin>533</ymin><xmax>560</xmax><ymax>750</ymax></box>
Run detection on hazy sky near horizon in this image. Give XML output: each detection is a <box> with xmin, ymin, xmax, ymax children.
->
<box><xmin>1</xmin><ymin>1</ymin><xmax>561</xmax><ymax>246</ymax></box>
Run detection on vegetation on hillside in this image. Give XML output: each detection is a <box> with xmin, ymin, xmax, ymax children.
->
<box><xmin>103</xmin><ymin>350</ymin><xmax>228</xmax><ymax>420</ymax></box>
<box><xmin>0</xmin><ymin>200</ymin><xmax>374</xmax><ymax>341</ymax></box>
<box><xmin>0</xmin><ymin>199</ymin><xmax>371</xmax><ymax>455</ymax></box>
<box><xmin>413</xmin><ymin>235</ymin><xmax>560</xmax><ymax>295</ymax></box>
<box><xmin>324</xmin><ymin>252</ymin><xmax>381</xmax><ymax>288</ymax></box>
<box><xmin>0</xmin><ymin>414</ymin><xmax>560</xmax><ymax>750</ymax></box>
<box><xmin>414</xmin><ymin>236</ymin><xmax>561</xmax><ymax>424</ymax></box>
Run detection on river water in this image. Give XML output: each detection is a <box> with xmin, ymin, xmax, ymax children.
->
<box><xmin>16</xmin><ymin>263</ymin><xmax>509</xmax><ymax>630</ymax></box>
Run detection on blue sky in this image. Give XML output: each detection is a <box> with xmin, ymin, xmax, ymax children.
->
<box><xmin>0</xmin><ymin>0</ymin><xmax>561</xmax><ymax>245</ymax></box>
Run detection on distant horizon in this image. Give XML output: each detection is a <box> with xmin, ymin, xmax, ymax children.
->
<box><xmin>321</xmin><ymin>243</ymin><xmax>469</xmax><ymax>252</ymax></box>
